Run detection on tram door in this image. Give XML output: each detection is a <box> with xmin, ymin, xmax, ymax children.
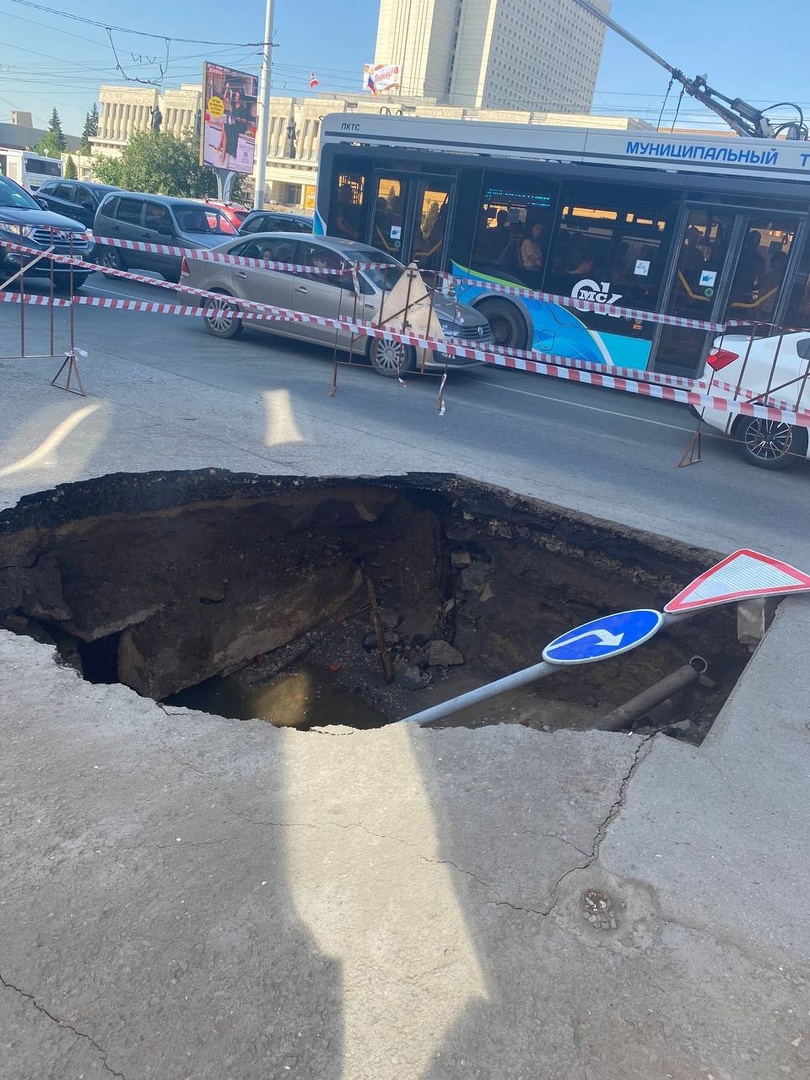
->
<box><xmin>655</xmin><ymin>207</ymin><xmax>803</xmax><ymax>376</ymax></box>
<box><xmin>368</xmin><ymin>173</ymin><xmax>453</xmax><ymax>270</ymax></box>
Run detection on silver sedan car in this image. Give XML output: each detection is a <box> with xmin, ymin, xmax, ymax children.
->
<box><xmin>182</xmin><ymin>233</ymin><xmax>492</xmax><ymax>376</ymax></box>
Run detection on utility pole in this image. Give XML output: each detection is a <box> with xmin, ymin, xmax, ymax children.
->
<box><xmin>253</xmin><ymin>0</ymin><xmax>274</xmax><ymax>209</ymax></box>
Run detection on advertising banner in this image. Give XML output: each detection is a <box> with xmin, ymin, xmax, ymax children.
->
<box><xmin>201</xmin><ymin>62</ymin><xmax>258</xmax><ymax>175</ymax></box>
<box><xmin>362</xmin><ymin>63</ymin><xmax>401</xmax><ymax>95</ymax></box>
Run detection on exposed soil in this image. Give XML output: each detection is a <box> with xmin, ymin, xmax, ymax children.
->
<box><xmin>0</xmin><ymin>470</ymin><xmax>754</xmax><ymax>743</ymax></box>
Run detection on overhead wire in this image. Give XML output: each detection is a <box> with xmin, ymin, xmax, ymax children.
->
<box><xmin>6</xmin><ymin>0</ymin><xmax>270</xmax><ymax>46</ymax></box>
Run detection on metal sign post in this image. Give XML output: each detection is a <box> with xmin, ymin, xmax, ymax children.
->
<box><xmin>398</xmin><ymin>549</ymin><xmax>810</xmax><ymax>727</ymax></box>
<box><xmin>214</xmin><ymin>169</ymin><xmax>238</xmax><ymax>204</ymax></box>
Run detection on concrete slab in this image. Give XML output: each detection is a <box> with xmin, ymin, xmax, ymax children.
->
<box><xmin>3</xmin><ymin>631</ymin><xmax>808</xmax><ymax>1080</ymax></box>
<box><xmin>602</xmin><ymin>596</ymin><xmax>810</xmax><ymax>965</ymax></box>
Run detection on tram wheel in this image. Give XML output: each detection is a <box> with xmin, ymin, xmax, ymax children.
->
<box><xmin>475</xmin><ymin>298</ymin><xmax>528</xmax><ymax>351</ymax></box>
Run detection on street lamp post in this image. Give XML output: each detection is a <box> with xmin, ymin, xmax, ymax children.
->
<box><xmin>253</xmin><ymin>0</ymin><xmax>274</xmax><ymax>210</ymax></box>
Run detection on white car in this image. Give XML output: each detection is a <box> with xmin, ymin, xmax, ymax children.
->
<box><xmin>697</xmin><ymin>332</ymin><xmax>810</xmax><ymax>470</ymax></box>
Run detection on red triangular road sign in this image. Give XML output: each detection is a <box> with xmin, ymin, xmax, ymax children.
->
<box><xmin>664</xmin><ymin>549</ymin><xmax>810</xmax><ymax>613</ymax></box>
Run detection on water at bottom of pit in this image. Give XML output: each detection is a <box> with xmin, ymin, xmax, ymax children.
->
<box><xmin>163</xmin><ymin>663</ymin><xmax>389</xmax><ymax>730</ymax></box>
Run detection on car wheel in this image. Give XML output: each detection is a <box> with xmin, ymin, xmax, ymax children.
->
<box><xmin>202</xmin><ymin>291</ymin><xmax>243</xmax><ymax>339</ymax></box>
<box><xmin>94</xmin><ymin>246</ymin><xmax>124</xmax><ymax>275</ymax></box>
<box><xmin>733</xmin><ymin>415</ymin><xmax>808</xmax><ymax>470</ymax></box>
<box><xmin>369</xmin><ymin>335</ymin><xmax>417</xmax><ymax>377</ymax></box>
<box><xmin>474</xmin><ymin>298</ymin><xmax>528</xmax><ymax>350</ymax></box>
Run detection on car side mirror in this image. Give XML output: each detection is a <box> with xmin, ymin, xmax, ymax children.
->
<box><xmin>34</xmin><ymin>196</ymin><xmax>48</xmax><ymax>209</ymax></box>
<box><xmin>157</xmin><ymin>224</ymin><xmax>173</xmax><ymax>236</ymax></box>
<box><xmin>796</xmin><ymin>338</ymin><xmax>810</xmax><ymax>362</ymax></box>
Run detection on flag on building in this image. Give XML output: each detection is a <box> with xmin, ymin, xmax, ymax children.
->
<box><xmin>309</xmin><ymin>71</ymin><xmax>319</xmax><ymax>89</ymax></box>
<box><xmin>366</xmin><ymin>73</ymin><xmax>377</xmax><ymax>95</ymax></box>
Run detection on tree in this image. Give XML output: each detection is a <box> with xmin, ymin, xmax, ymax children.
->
<box><xmin>93</xmin><ymin>130</ymin><xmax>244</xmax><ymax>200</ymax></box>
<box><xmin>79</xmin><ymin>103</ymin><xmax>99</xmax><ymax>154</ymax></box>
<box><xmin>64</xmin><ymin>155</ymin><xmax>77</xmax><ymax>179</ymax></box>
<box><xmin>35</xmin><ymin>107</ymin><xmax>67</xmax><ymax>157</ymax></box>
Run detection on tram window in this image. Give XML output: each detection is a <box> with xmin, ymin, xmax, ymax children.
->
<box><xmin>331</xmin><ymin>172</ymin><xmax>366</xmax><ymax>242</ymax></box>
<box><xmin>470</xmin><ymin>173</ymin><xmax>556</xmax><ymax>281</ymax></box>
<box><xmin>784</xmin><ymin>242</ymin><xmax>810</xmax><ymax>329</ymax></box>
<box><xmin>727</xmin><ymin>218</ymin><xmax>798</xmax><ymax>320</ymax></box>
<box><xmin>371</xmin><ymin>177</ymin><xmax>406</xmax><ymax>255</ymax></box>
<box><xmin>546</xmin><ymin>186</ymin><xmax>677</xmax><ymax>310</ymax></box>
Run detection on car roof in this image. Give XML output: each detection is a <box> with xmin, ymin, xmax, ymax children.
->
<box><xmin>55</xmin><ymin>180</ymin><xmax>118</xmax><ymax>189</ymax></box>
<box><xmin>221</xmin><ymin>232</ymin><xmax>401</xmax><ymax>262</ymax></box>
<box><xmin>224</xmin><ymin>232</ymin><xmax>362</xmax><ymax>248</ymax></box>
<box><xmin>245</xmin><ymin>209</ymin><xmax>312</xmax><ymax>220</ymax></box>
<box><xmin>204</xmin><ymin>198</ymin><xmax>249</xmax><ymax>209</ymax></box>
<box><xmin>99</xmin><ymin>190</ymin><xmax>223</xmax><ymax>209</ymax></box>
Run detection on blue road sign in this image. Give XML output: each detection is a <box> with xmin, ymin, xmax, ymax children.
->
<box><xmin>542</xmin><ymin>609</ymin><xmax>664</xmax><ymax>666</ymax></box>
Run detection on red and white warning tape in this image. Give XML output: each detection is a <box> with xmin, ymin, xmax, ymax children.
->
<box><xmin>91</xmin><ymin>235</ymin><xmax>391</xmax><ymax>275</ymax></box>
<box><xmin>441</xmin><ymin>272</ymin><xmax>726</xmax><ymax>332</ymax></box>
<box><xmin>0</xmin><ymin>289</ymin><xmax>72</xmax><ymax>308</ymax></box>
<box><xmin>2</xmin><ymin>236</ymin><xmax>729</xmax><ymax>330</ymax></box>
<box><xmin>6</xmin><ymin>241</ymin><xmax>810</xmax><ymax>425</ymax></box>
<box><xmin>703</xmin><ymin>373</ymin><xmax>810</xmax><ymax>415</ymax></box>
<box><xmin>1</xmin><ymin>243</ymin><xmax>308</xmax><ymax>315</ymax></box>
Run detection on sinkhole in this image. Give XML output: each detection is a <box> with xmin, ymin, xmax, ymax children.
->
<box><xmin>0</xmin><ymin>470</ymin><xmax>756</xmax><ymax>742</ymax></box>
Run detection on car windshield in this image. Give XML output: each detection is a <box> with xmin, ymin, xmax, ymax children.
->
<box><xmin>0</xmin><ymin>174</ymin><xmax>39</xmax><ymax>210</ymax></box>
<box><xmin>349</xmin><ymin>246</ymin><xmax>405</xmax><ymax>289</ymax></box>
<box><xmin>173</xmin><ymin>206</ymin><xmax>233</xmax><ymax>234</ymax></box>
<box><xmin>208</xmin><ymin>212</ymin><xmax>236</xmax><ymax>234</ymax></box>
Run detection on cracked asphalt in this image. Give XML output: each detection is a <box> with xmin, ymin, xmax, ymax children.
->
<box><xmin>3</xmin><ymin>624</ymin><xmax>810</xmax><ymax>1080</ymax></box>
<box><xmin>2</xmin><ymin>344</ymin><xmax>810</xmax><ymax>1078</ymax></box>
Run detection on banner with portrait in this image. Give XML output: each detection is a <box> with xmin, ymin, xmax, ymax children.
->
<box><xmin>201</xmin><ymin>62</ymin><xmax>259</xmax><ymax>175</ymax></box>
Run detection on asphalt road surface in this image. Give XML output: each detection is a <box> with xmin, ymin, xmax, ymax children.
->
<box><xmin>4</xmin><ymin>270</ymin><xmax>810</xmax><ymax>566</ymax></box>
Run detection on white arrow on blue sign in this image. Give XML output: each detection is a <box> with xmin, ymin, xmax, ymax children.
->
<box><xmin>542</xmin><ymin>609</ymin><xmax>664</xmax><ymax>666</ymax></box>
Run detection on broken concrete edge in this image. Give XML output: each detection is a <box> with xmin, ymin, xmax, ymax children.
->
<box><xmin>595</xmin><ymin>592</ymin><xmax>810</xmax><ymax>974</ymax></box>
<box><xmin>736</xmin><ymin>595</ymin><xmax>781</xmax><ymax>648</ymax></box>
<box><xmin>0</xmin><ymin>467</ymin><xmax>727</xmax><ymax>593</ymax></box>
<box><xmin>698</xmin><ymin>592</ymin><xmax>810</xmax><ymax>748</ymax></box>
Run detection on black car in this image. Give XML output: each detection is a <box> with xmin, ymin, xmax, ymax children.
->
<box><xmin>0</xmin><ymin>172</ymin><xmax>94</xmax><ymax>290</ymax></box>
<box><xmin>238</xmin><ymin>209</ymin><xmax>313</xmax><ymax>236</ymax></box>
<box><xmin>35</xmin><ymin>179</ymin><xmax>120</xmax><ymax>229</ymax></box>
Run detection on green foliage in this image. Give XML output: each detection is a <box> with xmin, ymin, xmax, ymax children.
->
<box><xmin>79</xmin><ymin>103</ymin><xmax>99</xmax><ymax>154</ymax></box>
<box><xmin>64</xmin><ymin>155</ymin><xmax>77</xmax><ymax>179</ymax></box>
<box><xmin>34</xmin><ymin>107</ymin><xmax>67</xmax><ymax>157</ymax></box>
<box><xmin>93</xmin><ymin>130</ymin><xmax>245</xmax><ymax>200</ymax></box>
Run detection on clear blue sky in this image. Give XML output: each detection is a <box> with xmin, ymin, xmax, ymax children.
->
<box><xmin>1</xmin><ymin>0</ymin><xmax>807</xmax><ymax>137</ymax></box>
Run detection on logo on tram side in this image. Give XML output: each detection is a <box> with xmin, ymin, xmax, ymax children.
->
<box><xmin>571</xmin><ymin>279</ymin><xmax>623</xmax><ymax>306</ymax></box>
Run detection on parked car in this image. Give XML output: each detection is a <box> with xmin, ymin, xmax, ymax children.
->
<box><xmin>181</xmin><ymin>232</ymin><xmax>492</xmax><ymax>377</ymax></box>
<box><xmin>93</xmin><ymin>191</ymin><xmax>235</xmax><ymax>283</ymax></box>
<box><xmin>699</xmin><ymin>332</ymin><xmax>810</xmax><ymax>469</ymax></box>
<box><xmin>0</xmin><ymin>172</ymin><xmax>94</xmax><ymax>291</ymax></box>
<box><xmin>199</xmin><ymin>199</ymin><xmax>251</xmax><ymax>230</ymax></box>
<box><xmin>35</xmin><ymin>179</ymin><xmax>120</xmax><ymax>229</ymax></box>
<box><xmin>238</xmin><ymin>209</ymin><xmax>313</xmax><ymax>236</ymax></box>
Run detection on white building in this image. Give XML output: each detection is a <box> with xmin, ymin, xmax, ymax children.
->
<box><xmin>92</xmin><ymin>84</ymin><xmax>202</xmax><ymax>152</ymax></box>
<box><xmin>374</xmin><ymin>0</ymin><xmax>611</xmax><ymax>112</ymax></box>
<box><xmin>86</xmin><ymin>81</ymin><xmax>651</xmax><ymax>212</ymax></box>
